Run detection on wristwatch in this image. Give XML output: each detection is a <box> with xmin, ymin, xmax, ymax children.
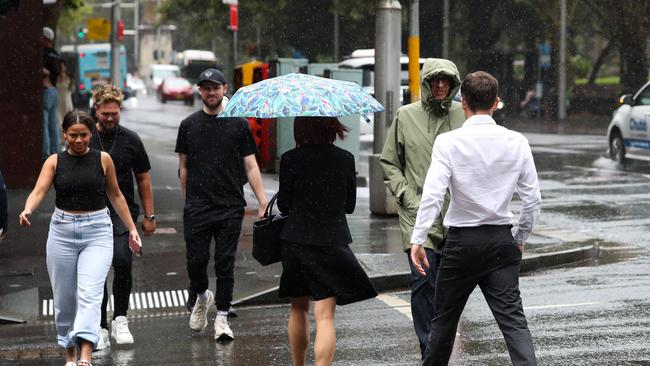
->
<box><xmin>144</xmin><ymin>214</ymin><xmax>156</xmax><ymax>222</ymax></box>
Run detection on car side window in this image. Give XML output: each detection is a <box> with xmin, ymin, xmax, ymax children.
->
<box><xmin>635</xmin><ymin>87</ymin><xmax>650</xmax><ymax>106</ymax></box>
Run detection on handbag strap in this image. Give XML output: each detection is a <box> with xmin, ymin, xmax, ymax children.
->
<box><xmin>264</xmin><ymin>192</ymin><xmax>280</xmax><ymax>223</ymax></box>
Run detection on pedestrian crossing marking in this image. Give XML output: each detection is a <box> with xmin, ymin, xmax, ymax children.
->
<box><xmin>376</xmin><ymin>293</ymin><xmax>413</xmax><ymax>320</ymax></box>
<box><xmin>41</xmin><ymin>289</ymin><xmax>192</xmax><ymax>316</ymax></box>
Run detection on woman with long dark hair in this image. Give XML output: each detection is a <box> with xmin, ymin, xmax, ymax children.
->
<box><xmin>277</xmin><ymin>116</ymin><xmax>377</xmax><ymax>366</ymax></box>
<box><xmin>19</xmin><ymin>110</ymin><xmax>141</xmax><ymax>366</ymax></box>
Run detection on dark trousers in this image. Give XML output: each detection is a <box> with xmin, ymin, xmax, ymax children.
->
<box><xmin>422</xmin><ymin>225</ymin><xmax>536</xmax><ymax>366</ymax></box>
<box><xmin>407</xmin><ymin>247</ymin><xmax>440</xmax><ymax>358</ymax></box>
<box><xmin>184</xmin><ymin>214</ymin><xmax>243</xmax><ymax>312</ymax></box>
<box><xmin>100</xmin><ymin>232</ymin><xmax>132</xmax><ymax>329</ymax></box>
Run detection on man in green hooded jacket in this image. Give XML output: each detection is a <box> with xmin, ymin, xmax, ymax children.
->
<box><xmin>380</xmin><ymin>58</ymin><xmax>465</xmax><ymax>357</ymax></box>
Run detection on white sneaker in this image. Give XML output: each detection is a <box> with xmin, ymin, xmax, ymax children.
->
<box><xmin>111</xmin><ymin>316</ymin><xmax>134</xmax><ymax>344</ymax></box>
<box><xmin>214</xmin><ymin>316</ymin><xmax>234</xmax><ymax>341</ymax></box>
<box><xmin>95</xmin><ymin>328</ymin><xmax>110</xmax><ymax>350</ymax></box>
<box><xmin>190</xmin><ymin>290</ymin><xmax>214</xmax><ymax>332</ymax></box>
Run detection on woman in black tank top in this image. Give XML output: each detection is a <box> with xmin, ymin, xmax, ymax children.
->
<box><xmin>19</xmin><ymin>111</ymin><xmax>142</xmax><ymax>366</ymax></box>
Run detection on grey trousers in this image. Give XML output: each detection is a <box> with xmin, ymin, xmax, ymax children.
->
<box><xmin>422</xmin><ymin>225</ymin><xmax>536</xmax><ymax>366</ymax></box>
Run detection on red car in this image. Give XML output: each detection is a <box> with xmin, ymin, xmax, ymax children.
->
<box><xmin>157</xmin><ymin>77</ymin><xmax>194</xmax><ymax>106</ymax></box>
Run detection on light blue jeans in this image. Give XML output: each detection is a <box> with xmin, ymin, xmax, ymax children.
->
<box><xmin>43</xmin><ymin>86</ymin><xmax>60</xmax><ymax>159</ymax></box>
<box><xmin>46</xmin><ymin>207</ymin><xmax>113</xmax><ymax>350</ymax></box>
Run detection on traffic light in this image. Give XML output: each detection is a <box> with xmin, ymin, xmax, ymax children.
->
<box><xmin>117</xmin><ymin>19</ymin><xmax>124</xmax><ymax>41</ymax></box>
<box><xmin>77</xmin><ymin>26</ymin><xmax>86</xmax><ymax>39</ymax></box>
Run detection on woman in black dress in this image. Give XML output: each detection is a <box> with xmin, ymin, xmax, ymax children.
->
<box><xmin>277</xmin><ymin>116</ymin><xmax>377</xmax><ymax>366</ymax></box>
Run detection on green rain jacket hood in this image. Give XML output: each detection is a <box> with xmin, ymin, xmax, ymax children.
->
<box><xmin>379</xmin><ymin>58</ymin><xmax>465</xmax><ymax>252</ymax></box>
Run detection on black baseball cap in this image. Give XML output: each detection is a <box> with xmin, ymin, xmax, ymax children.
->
<box><xmin>197</xmin><ymin>68</ymin><xmax>227</xmax><ymax>86</ymax></box>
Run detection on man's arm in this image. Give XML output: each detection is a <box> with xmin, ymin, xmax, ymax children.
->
<box><xmin>379</xmin><ymin>112</ymin><xmax>409</xmax><ymax>203</ymax></box>
<box><xmin>178</xmin><ymin>153</ymin><xmax>187</xmax><ymax>199</ymax></box>
<box><xmin>514</xmin><ymin>146</ymin><xmax>542</xmax><ymax>247</ymax></box>
<box><xmin>410</xmin><ymin>141</ymin><xmax>452</xmax><ymax>276</ymax></box>
<box><xmin>243</xmin><ymin>154</ymin><xmax>267</xmax><ymax>219</ymax></box>
<box><xmin>135</xmin><ymin>171</ymin><xmax>156</xmax><ymax>236</ymax></box>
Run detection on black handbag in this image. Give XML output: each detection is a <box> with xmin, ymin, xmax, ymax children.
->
<box><xmin>252</xmin><ymin>192</ymin><xmax>287</xmax><ymax>266</ymax></box>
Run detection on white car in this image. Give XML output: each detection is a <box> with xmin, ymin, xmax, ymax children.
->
<box><xmin>607</xmin><ymin>81</ymin><xmax>650</xmax><ymax>163</ymax></box>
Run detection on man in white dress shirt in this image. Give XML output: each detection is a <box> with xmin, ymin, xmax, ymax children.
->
<box><xmin>410</xmin><ymin>71</ymin><xmax>541</xmax><ymax>366</ymax></box>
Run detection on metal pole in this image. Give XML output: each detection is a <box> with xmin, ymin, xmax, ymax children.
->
<box><xmin>233</xmin><ymin>30</ymin><xmax>238</xmax><ymax>67</ymax></box>
<box><xmin>111</xmin><ymin>0</ymin><xmax>122</xmax><ymax>86</ymax></box>
<box><xmin>333</xmin><ymin>0</ymin><xmax>340</xmax><ymax>62</ymax></box>
<box><xmin>408</xmin><ymin>0</ymin><xmax>420</xmax><ymax>102</ymax></box>
<box><xmin>134</xmin><ymin>0</ymin><xmax>139</xmax><ymax>72</ymax></box>
<box><xmin>558</xmin><ymin>0</ymin><xmax>567</xmax><ymax>120</ymax></box>
<box><xmin>370</xmin><ymin>0</ymin><xmax>401</xmax><ymax>215</ymax></box>
<box><xmin>442</xmin><ymin>0</ymin><xmax>449</xmax><ymax>59</ymax></box>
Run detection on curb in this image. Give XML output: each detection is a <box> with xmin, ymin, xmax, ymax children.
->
<box><xmin>235</xmin><ymin>244</ymin><xmax>600</xmax><ymax>307</ymax></box>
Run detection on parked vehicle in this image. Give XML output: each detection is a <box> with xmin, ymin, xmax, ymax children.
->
<box><xmin>607</xmin><ymin>81</ymin><xmax>650</xmax><ymax>164</ymax></box>
<box><xmin>174</xmin><ymin>49</ymin><xmax>219</xmax><ymax>84</ymax></box>
<box><xmin>60</xmin><ymin>44</ymin><xmax>128</xmax><ymax>107</ymax></box>
<box><xmin>157</xmin><ymin>77</ymin><xmax>194</xmax><ymax>105</ymax></box>
<box><xmin>126</xmin><ymin>73</ymin><xmax>146</xmax><ymax>96</ymax></box>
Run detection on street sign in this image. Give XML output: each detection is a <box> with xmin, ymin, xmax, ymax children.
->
<box><xmin>222</xmin><ymin>0</ymin><xmax>238</xmax><ymax>4</ymax></box>
<box><xmin>87</xmin><ymin>18</ymin><xmax>111</xmax><ymax>41</ymax></box>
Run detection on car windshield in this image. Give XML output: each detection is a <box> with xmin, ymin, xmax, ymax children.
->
<box><xmin>165</xmin><ymin>78</ymin><xmax>190</xmax><ymax>88</ymax></box>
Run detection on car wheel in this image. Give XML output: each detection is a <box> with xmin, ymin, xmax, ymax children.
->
<box><xmin>187</xmin><ymin>98</ymin><xmax>194</xmax><ymax>106</ymax></box>
<box><xmin>160</xmin><ymin>96</ymin><xmax>166</xmax><ymax>104</ymax></box>
<box><xmin>610</xmin><ymin>133</ymin><xmax>626</xmax><ymax>164</ymax></box>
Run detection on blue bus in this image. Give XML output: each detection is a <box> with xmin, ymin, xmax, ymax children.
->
<box><xmin>61</xmin><ymin>43</ymin><xmax>128</xmax><ymax>107</ymax></box>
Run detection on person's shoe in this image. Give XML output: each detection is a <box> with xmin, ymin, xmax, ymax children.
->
<box><xmin>111</xmin><ymin>316</ymin><xmax>134</xmax><ymax>344</ymax></box>
<box><xmin>214</xmin><ymin>316</ymin><xmax>234</xmax><ymax>342</ymax></box>
<box><xmin>189</xmin><ymin>290</ymin><xmax>214</xmax><ymax>332</ymax></box>
<box><xmin>95</xmin><ymin>328</ymin><xmax>110</xmax><ymax>350</ymax></box>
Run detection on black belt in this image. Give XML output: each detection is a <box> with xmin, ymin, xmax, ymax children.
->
<box><xmin>448</xmin><ymin>224</ymin><xmax>512</xmax><ymax>232</ymax></box>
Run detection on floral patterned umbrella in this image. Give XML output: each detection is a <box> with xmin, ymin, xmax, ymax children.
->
<box><xmin>218</xmin><ymin>73</ymin><xmax>384</xmax><ymax>119</ymax></box>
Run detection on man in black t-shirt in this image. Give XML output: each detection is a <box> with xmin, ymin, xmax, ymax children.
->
<box><xmin>89</xmin><ymin>84</ymin><xmax>156</xmax><ymax>349</ymax></box>
<box><xmin>176</xmin><ymin>68</ymin><xmax>267</xmax><ymax>341</ymax></box>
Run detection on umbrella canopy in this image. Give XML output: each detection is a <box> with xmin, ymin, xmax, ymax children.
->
<box><xmin>218</xmin><ymin>73</ymin><xmax>384</xmax><ymax>119</ymax></box>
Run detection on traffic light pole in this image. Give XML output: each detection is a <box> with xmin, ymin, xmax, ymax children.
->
<box><xmin>111</xmin><ymin>0</ymin><xmax>122</xmax><ymax>88</ymax></box>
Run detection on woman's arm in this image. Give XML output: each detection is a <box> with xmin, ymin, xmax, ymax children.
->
<box><xmin>19</xmin><ymin>155</ymin><xmax>57</xmax><ymax>226</ymax></box>
<box><xmin>102</xmin><ymin>152</ymin><xmax>142</xmax><ymax>253</ymax></box>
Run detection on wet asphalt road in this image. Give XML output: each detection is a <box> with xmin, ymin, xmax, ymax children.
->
<box><xmin>3</xmin><ymin>94</ymin><xmax>650</xmax><ymax>365</ymax></box>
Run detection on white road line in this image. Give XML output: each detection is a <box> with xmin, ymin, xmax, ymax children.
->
<box><xmin>171</xmin><ymin>291</ymin><xmax>179</xmax><ymax>307</ymax></box>
<box><xmin>165</xmin><ymin>291</ymin><xmax>173</xmax><ymax>307</ymax></box>
<box><xmin>525</xmin><ymin>302</ymin><xmax>598</xmax><ymax>310</ymax></box>
<box><xmin>42</xmin><ymin>300</ymin><xmax>48</xmax><ymax>316</ymax></box>
<box><xmin>376</xmin><ymin>293</ymin><xmax>413</xmax><ymax>320</ymax></box>
<box><xmin>183</xmin><ymin>289</ymin><xmax>189</xmax><ymax>302</ymax></box>
<box><xmin>129</xmin><ymin>293</ymin><xmax>135</xmax><ymax>310</ymax></box>
<box><xmin>48</xmin><ymin>299</ymin><xmax>53</xmax><ymax>316</ymax></box>
<box><xmin>134</xmin><ymin>293</ymin><xmax>142</xmax><ymax>309</ymax></box>
<box><xmin>176</xmin><ymin>290</ymin><xmax>186</xmax><ymax>305</ymax></box>
<box><xmin>147</xmin><ymin>292</ymin><xmax>154</xmax><ymax>309</ymax></box>
<box><xmin>109</xmin><ymin>295</ymin><xmax>114</xmax><ymax>311</ymax></box>
<box><xmin>140</xmin><ymin>292</ymin><xmax>148</xmax><ymax>309</ymax></box>
<box><xmin>153</xmin><ymin>292</ymin><xmax>161</xmax><ymax>308</ymax></box>
<box><xmin>159</xmin><ymin>291</ymin><xmax>167</xmax><ymax>308</ymax></box>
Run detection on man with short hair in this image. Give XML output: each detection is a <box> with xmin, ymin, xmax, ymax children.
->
<box><xmin>89</xmin><ymin>84</ymin><xmax>156</xmax><ymax>349</ymax></box>
<box><xmin>176</xmin><ymin>68</ymin><xmax>267</xmax><ymax>341</ymax></box>
<box><xmin>380</xmin><ymin>59</ymin><xmax>465</xmax><ymax>357</ymax></box>
<box><xmin>411</xmin><ymin>71</ymin><xmax>541</xmax><ymax>365</ymax></box>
